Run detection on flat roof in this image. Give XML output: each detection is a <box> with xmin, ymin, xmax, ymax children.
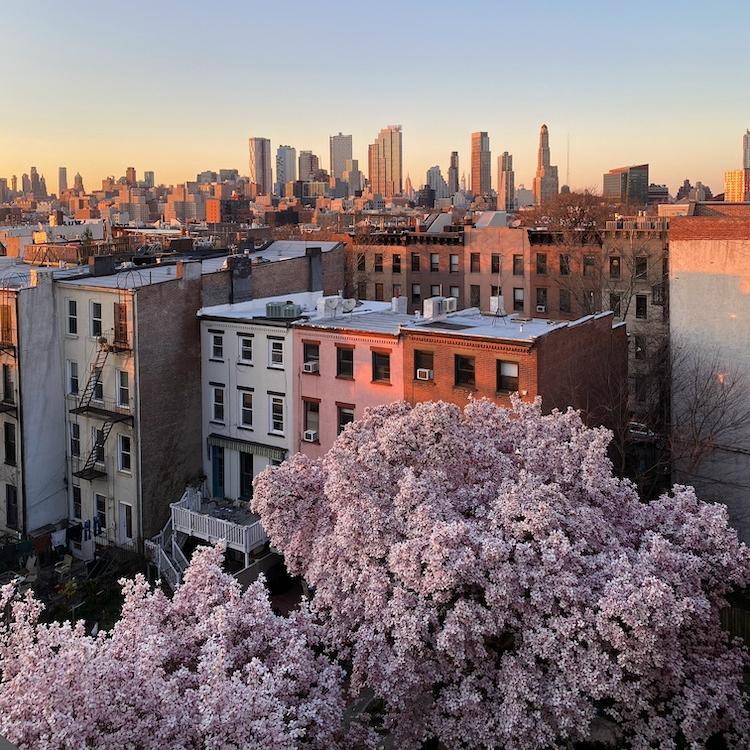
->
<box><xmin>198</xmin><ymin>291</ymin><xmax>324</xmax><ymax>322</ymax></box>
<box><xmin>250</xmin><ymin>240</ymin><xmax>340</xmax><ymax>263</ymax></box>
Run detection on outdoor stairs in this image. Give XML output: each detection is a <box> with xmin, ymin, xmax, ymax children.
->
<box><xmin>78</xmin><ymin>346</ymin><xmax>110</xmax><ymax>410</ymax></box>
<box><xmin>73</xmin><ymin>421</ymin><xmax>114</xmax><ymax>480</ymax></box>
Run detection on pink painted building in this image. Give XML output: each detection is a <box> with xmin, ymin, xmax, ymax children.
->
<box><xmin>292</xmin><ymin>300</ymin><xmax>410</xmax><ymax>458</ymax></box>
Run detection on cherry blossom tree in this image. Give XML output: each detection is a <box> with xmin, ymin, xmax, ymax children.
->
<box><xmin>253</xmin><ymin>397</ymin><xmax>750</xmax><ymax>749</ymax></box>
<box><xmin>0</xmin><ymin>545</ymin><xmax>351</xmax><ymax>750</ymax></box>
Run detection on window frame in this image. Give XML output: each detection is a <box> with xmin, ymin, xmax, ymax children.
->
<box><xmin>269</xmin><ymin>395</ymin><xmax>285</xmax><ymax>435</ymax></box>
<box><xmin>239</xmin><ymin>389</ymin><xmax>253</xmax><ymax>428</ymax></box>
<box><xmin>336</xmin><ymin>346</ymin><xmax>354</xmax><ymax>379</ymax></box>
<box><xmin>454</xmin><ymin>354</ymin><xmax>476</xmax><ymax>388</ymax></box>
<box><xmin>371</xmin><ymin>351</ymin><xmax>391</xmax><ymax>384</ymax></box>
<box><xmin>118</xmin><ymin>434</ymin><xmax>132</xmax><ymax>473</ymax></box>
<box><xmin>117</xmin><ymin>370</ymin><xmax>129</xmax><ymax>407</ymax></box>
<box><xmin>211</xmin><ymin>333</ymin><xmax>224</xmax><ymax>360</ymax></box>
<box><xmin>90</xmin><ymin>301</ymin><xmax>103</xmax><ymax>338</ymax></box>
<box><xmin>238</xmin><ymin>334</ymin><xmax>253</xmax><ymax>364</ymax></box>
<box><xmin>212</xmin><ymin>386</ymin><xmax>225</xmax><ymax>423</ymax></box>
<box><xmin>268</xmin><ymin>338</ymin><xmax>284</xmax><ymax>368</ymax></box>
<box><xmin>496</xmin><ymin>360</ymin><xmax>519</xmax><ymax>393</ymax></box>
<box><xmin>67</xmin><ymin>299</ymin><xmax>78</xmax><ymax>336</ymax></box>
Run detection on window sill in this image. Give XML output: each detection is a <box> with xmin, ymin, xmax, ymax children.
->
<box><xmin>117</xmin><ymin>469</ymin><xmax>133</xmax><ymax>477</ymax></box>
<box><xmin>237</xmin><ymin>361</ymin><xmax>253</xmax><ymax>367</ymax></box>
<box><xmin>267</xmin><ymin>365</ymin><xmax>285</xmax><ymax>371</ymax></box>
<box><xmin>302</xmin><ymin>371</ymin><xmax>320</xmax><ymax>376</ymax></box>
<box><xmin>371</xmin><ymin>380</ymin><xmax>392</xmax><ymax>386</ymax></box>
<box><xmin>267</xmin><ymin>432</ymin><xmax>285</xmax><ymax>438</ymax></box>
<box><xmin>238</xmin><ymin>426</ymin><xmax>254</xmax><ymax>432</ymax></box>
<box><xmin>413</xmin><ymin>379</ymin><xmax>435</xmax><ymax>385</ymax></box>
<box><xmin>209</xmin><ymin>358</ymin><xmax>224</xmax><ymax>363</ymax></box>
<box><xmin>453</xmin><ymin>384</ymin><xmax>476</xmax><ymax>392</ymax></box>
<box><xmin>209</xmin><ymin>420</ymin><xmax>225</xmax><ymax>426</ymax></box>
<box><xmin>335</xmin><ymin>375</ymin><xmax>354</xmax><ymax>381</ymax></box>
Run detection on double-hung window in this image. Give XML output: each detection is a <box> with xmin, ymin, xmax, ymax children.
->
<box><xmin>67</xmin><ymin>299</ymin><xmax>78</xmax><ymax>335</ymax></box>
<box><xmin>91</xmin><ymin>302</ymin><xmax>102</xmax><ymax>338</ymax></box>
<box><xmin>212</xmin><ymin>386</ymin><xmax>225</xmax><ymax>422</ymax></box>
<box><xmin>269</xmin><ymin>395</ymin><xmax>284</xmax><ymax>434</ymax></box>
<box><xmin>211</xmin><ymin>333</ymin><xmax>224</xmax><ymax>360</ymax></box>
<box><xmin>238</xmin><ymin>335</ymin><xmax>253</xmax><ymax>363</ymax></box>
<box><xmin>68</xmin><ymin>361</ymin><xmax>79</xmax><ymax>396</ymax></box>
<box><xmin>268</xmin><ymin>338</ymin><xmax>284</xmax><ymax>368</ymax></box>
<box><xmin>117</xmin><ymin>370</ymin><xmax>129</xmax><ymax>407</ymax></box>
<box><xmin>118</xmin><ymin>434</ymin><xmax>131</xmax><ymax>472</ymax></box>
<box><xmin>239</xmin><ymin>389</ymin><xmax>253</xmax><ymax>428</ymax></box>
<box><xmin>497</xmin><ymin>361</ymin><xmax>519</xmax><ymax>392</ymax></box>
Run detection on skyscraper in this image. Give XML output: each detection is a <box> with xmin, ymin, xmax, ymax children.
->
<box><xmin>58</xmin><ymin>167</ymin><xmax>68</xmax><ymax>196</ymax></box>
<box><xmin>602</xmin><ymin>164</ymin><xmax>649</xmax><ymax>206</ymax></box>
<box><xmin>298</xmin><ymin>151</ymin><xmax>320</xmax><ymax>182</ymax></box>
<box><xmin>448</xmin><ymin>151</ymin><xmax>459</xmax><ymax>195</ymax></box>
<box><xmin>342</xmin><ymin>159</ymin><xmax>363</xmax><ymax>195</ymax></box>
<box><xmin>125</xmin><ymin>166</ymin><xmax>137</xmax><ymax>186</ymax></box>
<box><xmin>329</xmin><ymin>133</ymin><xmax>352</xmax><ymax>180</ymax></box>
<box><xmin>73</xmin><ymin>172</ymin><xmax>84</xmax><ymax>193</ymax></box>
<box><xmin>744</xmin><ymin>129</ymin><xmax>750</xmax><ymax>170</ymax></box>
<box><xmin>471</xmin><ymin>132</ymin><xmax>491</xmax><ymax>196</ymax></box>
<box><xmin>275</xmin><ymin>145</ymin><xmax>297</xmax><ymax>194</ymax></box>
<box><xmin>533</xmin><ymin>124</ymin><xmax>559</xmax><ymax>205</ymax></box>
<box><xmin>497</xmin><ymin>152</ymin><xmax>515</xmax><ymax>212</ymax></box>
<box><xmin>368</xmin><ymin>125</ymin><xmax>403</xmax><ymax>197</ymax></box>
<box><xmin>426</xmin><ymin>166</ymin><xmax>449</xmax><ymax>200</ymax></box>
<box><xmin>144</xmin><ymin>171</ymin><xmax>155</xmax><ymax>189</ymax></box>
<box><xmin>248</xmin><ymin>137</ymin><xmax>272</xmax><ymax>195</ymax></box>
<box><xmin>30</xmin><ymin>167</ymin><xmax>41</xmax><ymax>199</ymax></box>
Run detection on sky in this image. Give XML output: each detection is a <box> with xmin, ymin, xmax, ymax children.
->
<box><xmin>2</xmin><ymin>0</ymin><xmax>749</xmax><ymax>196</ymax></box>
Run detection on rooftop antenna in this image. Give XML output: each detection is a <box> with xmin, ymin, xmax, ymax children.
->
<box><xmin>566</xmin><ymin>134</ymin><xmax>570</xmax><ymax>188</ymax></box>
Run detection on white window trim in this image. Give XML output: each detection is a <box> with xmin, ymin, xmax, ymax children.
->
<box><xmin>239</xmin><ymin>390</ymin><xmax>253</xmax><ymax>428</ymax></box>
<box><xmin>211</xmin><ymin>333</ymin><xmax>224</xmax><ymax>360</ymax></box>
<box><xmin>90</xmin><ymin>300</ymin><xmax>103</xmax><ymax>339</ymax></box>
<box><xmin>238</xmin><ymin>335</ymin><xmax>253</xmax><ymax>364</ymax></box>
<box><xmin>66</xmin><ymin>298</ymin><xmax>78</xmax><ymax>337</ymax></box>
<box><xmin>117</xmin><ymin>434</ymin><xmax>132</xmax><ymax>474</ymax></box>
<box><xmin>268</xmin><ymin>339</ymin><xmax>284</xmax><ymax>369</ymax></box>
<box><xmin>269</xmin><ymin>395</ymin><xmax>285</xmax><ymax>435</ymax></box>
<box><xmin>117</xmin><ymin>370</ymin><xmax>129</xmax><ymax>407</ymax></box>
<box><xmin>212</xmin><ymin>386</ymin><xmax>225</xmax><ymax>423</ymax></box>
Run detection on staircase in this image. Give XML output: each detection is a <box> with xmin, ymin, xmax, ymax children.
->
<box><xmin>145</xmin><ymin>518</ymin><xmax>188</xmax><ymax>591</ymax></box>
<box><xmin>78</xmin><ymin>345</ymin><xmax>110</xmax><ymax>410</ymax></box>
<box><xmin>72</xmin><ymin>421</ymin><xmax>114</xmax><ymax>480</ymax></box>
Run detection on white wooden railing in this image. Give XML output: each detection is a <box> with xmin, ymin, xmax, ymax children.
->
<box><xmin>170</xmin><ymin>488</ymin><xmax>267</xmax><ymax>555</ymax></box>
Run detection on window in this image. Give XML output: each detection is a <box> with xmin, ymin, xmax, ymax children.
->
<box><xmin>536</xmin><ymin>253</ymin><xmax>547</xmax><ymax>275</ymax></box>
<box><xmin>72</xmin><ymin>485</ymin><xmax>81</xmax><ymax>519</ymax></box>
<box><xmin>513</xmin><ymin>255</ymin><xmax>524</xmax><ymax>275</ymax></box>
<box><xmin>304</xmin><ymin>400</ymin><xmax>320</xmax><ymax>433</ymax></box>
<box><xmin>4</xmin><ymin>423</ymin><xmax>15</xmax><ymax>466</ymax></box>
<box><xmin>497</xmin><ymin>361</ymin><xmax>519</xmax><ymax>392</ymax></box>
<box><xmin>239</xmin><ymin>453</ymin><xmax>253</xmax><ymax>500</ymax></box>
<box><xmin>70</xmin><ymin>422</ymin><xmax>80</xmax><ymax>457</ymax></box>
<box><xmin>95</xmin><ymin>493</ymin><xmax>107</xmax><ymax>530</ymax></box>
<box><xmin>268</xmin><ymin>339</ymin><xmax>284</xmax><ymax>368</ymax></box>
<box><xmin>93</xmin><ymin>367</ymin><xmax>103</xmax><ymax>401</ymax></box>
<box><xmin>211</xmin><ymin>333</ymin><xmax>224</xmax><ymax>360</ymax></box>
<box><xmin>513</xmin><ymin>288</ymin><xmax>524</xmax><ymax>312</ymax></box>
<box><xmin>93</xmin><ymin>428</ymin><xmax>105</xmax><ymax>463</ymax></box>
<box><xmin>67</xmin><ymin>299</ymin><xmax>78</xmax><ymax>335</ymax></box>
<box><xmin>118</xmin><ymin>434</ymin><xmax>131</xmax><ymax>472</ymax></box>
<box><xmin>212</xmin><ymin>446</ymin><xmax>225</xmax><ymax>497</ymax></box>
<box><xmin>374</xmin><ymin>253</ymin><xmax>383</xmax><ymax>273</ymax></box>
<box><xmin>635</xmin><ymin>256</ymin><xmax>648</xmax><ymax>280</ymax></box>
<box><xmin>337</xmin><ymin>405</ymin><xmax>355</xmax><ymax>434</ymax></box>
<box><xmin>430</xmin><ymin>284</ymin><xmax>441</xmax><ymax>297</ymax></box>
<box><xmin>449</xmin><ymin>286</ymin><xmax>460</xmax><ymax>299</ymax></box>
<box><xmin>303</xmin><ymin>342</ymin><xmax>319</xmax><ymax>366</ymax></box>
<box><xmin>470</xmin><ymin>285</ymin><xmax>481</xmax><ymax>308</ymax></box>
<box><xmin>270</xmin><ymin>395</ymin><xmax>284</xmax><ymax>434</ymax></box>
<box><xmin>411</xmin><ymin>284</ymin><xmax>421</xmax><ymax>305</ymax></box>
<box><xmin>0</xmin><ymin>306</ymin><xmax>10</xmax><ymax>344</ymax></box>
<box><xmin>375</xmin><ymin>283</ymin><xmax>384</xmax><ymax>301</ymax></box>
<box><xmin>372</xmin><ymin>351</ymin><xmax>391</xmax><ymax>383</ymax></box>
<box><xmin>336</xmin><ymin>346</ymin><xmax>354</xmax><ymax>378</ymax></box>
<box><xmin>583</xmin><ymin>255</ymin><xmax>596</xmax><ymax>277</ymax></box>
<box><xmin>609</xmin><ymin>256</ymin><xmax>621</xmax><ymax>279</ymax></box>
<box><xmin>239</xmin><ymin>335</ymin><xmax>253</xmax><ymax>363</ymax></box>
<box><xmin>583</xmin><ymin>290</ymin><xmax>596</xmax><ymax>314</ymax></box>
<box><xmin>559</xmin><ymin>289</ymin><xmax>571</xmax><ymax>313</ymax></box>
<box><xmin>411</xmin><ymin>253</ymin><xmax>420</xmax><ymax>272</ymax></box>
<box><xmin>454</xmin><ymin>355</ymin><xmax>475</xmax><ymax>387</ymax></box>
<box><xmin>430</xmin><ymin>253</ymin><xmax>440</xmax><ymax>272</ymax></box>
<box><xmin>356</xmin><ymin>253</ymin><xmax>365</xmax><ymax>272</ymax></box>
<box><xmin>5</xmin><ymin>485</ymin><xmax>18</xmax><ymax>531</ymax></box>
<box><xmin>635</xmin><ymin>294</ymin><xmax>647</xmax><ymax>319</ymax></box>
<box><xmin>609</xmin><ymin>293</ymin><xmax>622</xmax><ymax>317</ymax></box>
<box><xmin>357</xmin><ymin>282</ymin><xmax>367</xmax><ymax>299</ymax></box>
<box><xmin>68</xmin><ymin>361</ymin><xmax>79</xmax><ymax>396</ymax></box>
<box><xmin>634</xmin><ymin>335</ymin><xmax>645</xmax><ymax>360</ymax></box>
<box><xmin>535</xmin><ymin>288</ymin><xmax>548</xmax><ymax>309</ymax></box>
<box><xmin>240</xmin><ymin>390</ymin><xmax>253</xmax><ymax>427</ymax></box>
<box><xmin>470</xmin><ymin>253</ymin><xmax>480</xmax><ymax>273</ymax></box>
<box><xmin>91</xmin><ymin>301</ymin><xmax>102</xmax><ymax>337</ymax></box>
<box><xmin>392</xmin><ymin>254</ymin><xmax>401</xmax><ymax>274</ymax></box>
<box><xmin>450</xmin><ymin>254</ymin><xmax>459</xmax><ymax>273</ymax></box>
<box><xmin>117</xmin><ymin>370</ymin><xmax>129</xmax><ymax>407</ymax></box>
<box><xmin>559</xmin><ymin>254</ymin><xmax>571</xmax><ymax>276</ymax></box>
<box><xmin>212</xmin><ymin>386</ymin><xmax>225</xmax><ymax>422</ymax></box>
<box><xmin>2</xmin><ymin>365</ymin><xmax>13</xmax><ymax>404</ymax></box>
<box><xmin>491</xmin><ymin>285</ymin><xmax>500</xmax><ymax>297</ymax></box>
<box><xmin>652</xmin><ymin>283</ymin><xmax>665</xmax><ymax>306</ymax></box>
<box><xmin>491</xmin><ymin>254</ymin><xmax>501</xmax><ymax>275</ymax></box>
<box><xmin>121</xmin><ymin>502</ymin><xmax>133</xmax><ymax>541</ymax></box>
<box><xmin>414</xmin><ymin>350</ymin><xmax>434</xmax><ymax>378</ymax></box>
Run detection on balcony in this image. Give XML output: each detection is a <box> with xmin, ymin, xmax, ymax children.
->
<box><xmin>170</xmin><ymin>488</ymin><xmax>267</xmax><ymax>557</ymax></box>
<box><xmin>68</xmin><ymin>396</ymin><xmax>133</xmax><ymax>424</ymax></box>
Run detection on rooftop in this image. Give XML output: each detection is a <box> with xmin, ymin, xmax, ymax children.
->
<box><xmin>249</xmin><ymin>240</ymin><xmax>340</xmax><ymax>263</ymax></box>
<box><xmin>198</xmin><ymin>290</ymin><xmax>325</xmax><ymax>322</ymax></box>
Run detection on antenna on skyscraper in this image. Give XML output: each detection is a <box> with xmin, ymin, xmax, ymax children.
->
<box><xmin>566</xmin><ymin>134</ymin><xmax>570</xmax><ymax>188</ymax></box>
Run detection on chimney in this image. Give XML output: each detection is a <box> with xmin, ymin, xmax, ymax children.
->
<box><xmin>227</xmin><ymin>255</ymin><xmax>252</xmax><ymax>303</ymax></box>
<box><xmin>175</xmin><ymin>259</ymin><xmax>201</xmax><ymax>281</ymax></box>
<box><xmin>88</xmin><ymin>255</ymin><xmax>116</xmax><ymax>277</ymax></box>
<box><xmin>306</xmin><ymin>246</ymin><xmax>323</xmax><ymax>292</ymax></box>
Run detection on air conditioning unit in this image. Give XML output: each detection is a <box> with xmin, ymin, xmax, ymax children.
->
<box><xmin>535</xmin><ymin>305</ymin><xmax>547</xmax><ymax>313</ymax></box>
<box><xmin>303</xmin><ymin>430</ymin><xmax>318</xmax><ymax>443</ymax></box>
<box><xmin>443</xmin><ymin>297</ymin><xmax>457</xmax><ymax>313</ymax></box>
<box><xmin>416</xmin><ymin>368</ymin><xmax>434</xmax><ymax>381</ymax></box>
<box><xmin>302</xmin><ymin>361</ymin><xmax>319</xmax><ymax>373</ymax></box>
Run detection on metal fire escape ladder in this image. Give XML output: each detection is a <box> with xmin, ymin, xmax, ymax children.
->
<box><xmin>73</xmin><ymin>421</ymin><xmax>115</xmax><ymax>480</ymax></box>
<box><xmin>77</xmin><ymin>344</ymin><xmax>110</xmax><ymax>410</ymax></box>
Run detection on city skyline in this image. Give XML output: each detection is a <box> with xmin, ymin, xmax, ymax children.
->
<box><xmin>2</xmin><ymin>1</ymin><xmax>750</xmax><ymax>194</ymax></box>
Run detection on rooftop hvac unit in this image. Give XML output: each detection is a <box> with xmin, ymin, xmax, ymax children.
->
<box><xmin>266</xmin><ymin>301</ymin><xmax>302</xmax><ymax>319</ymax></box>
<box><xmin>416</xmin><ymin>368</ymin><xmax>434</xmax><ymax>381</ymax></box>
<box><xmin>303</xmin><ymin>430</ymin><xmax>318</xmax><ymax>443</ymax></box>
<box><xmin>535</xmin><ymin>305</ymin><xmax>547</xmax><ymax>313</ymax></box>
<box><xmin>443</xmin><ymin>297</ymin><xmax>457</xmax><ymax>313</ymax></box>
<box><xmin>302</xmin><ymin>360</ymin><xmax>319</xmax><ymax>373</ymax></box>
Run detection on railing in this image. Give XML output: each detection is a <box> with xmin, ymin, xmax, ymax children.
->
<box><xmin>172</xmin><ymin>538</ymin><xmax>190</xmax><ymax>573</ymax></box>
<box><xmin>170</xmin><ymin>488</ymin><xmax>268</xmax><ymax>555</ymax></box>
<box><xmin>156</xmin><ymin>546</ymin><xmax>181</xmax><ymax>590</ymax></box>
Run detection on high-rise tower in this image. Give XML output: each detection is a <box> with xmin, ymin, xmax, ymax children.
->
<box><xmin>533</xmin><ymin>124</ymin><xmax>559</xmax><ymax>205</ymax></box>
<box><xmin>329</xmin><ymin>133</ymin><xmax>352</xmax><ymax>180</ymax></box>
<box><xmin>471</xmin><ymin>132</ymin><xmax>491</xmax><ymax>196</ymax></box>
<box><xmin>275</xmin><ymin>145</ymin><xmax>297</xmax><ymax>194</ymax></box>
<box><xmin>743</xmin><ymin>129</ymin><xmax>750</xmax><ymax>170</ymax></box>
<box><xmin>368</xmin><ymin>125</ymin><xmax>403</xmax><ymax>197</ymax></box>
<box><xmin>448</xmin><ymin>151</ymin><xmax>459</xmax><ymax>195</ymax></box>
<box><xmin>248</xmin><ymin>137</ymin><xmax>272</xmax><ymax>195</ymax></box>
<box><xmin>58</xmin><ymin>166</ymin><xmax>68</xmax><ymax>196</ymax></box>
<box><xmin>497</xmin><ymin>152</ymin><xmax>515</xmax><ymax>212</ymax></box>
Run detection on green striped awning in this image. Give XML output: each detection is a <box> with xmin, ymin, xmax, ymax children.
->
<box><xmin>207</xmin><ymin>433</ymin><xmax>287</xmax><ymax>462</ymax></box>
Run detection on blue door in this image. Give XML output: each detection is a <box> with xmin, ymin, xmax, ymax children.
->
<box><xmin>211</xmin><ymin>446</ymin><xmax>225</xmax><ymax>498</ymax></box>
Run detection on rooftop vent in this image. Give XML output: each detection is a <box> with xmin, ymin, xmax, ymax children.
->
<box><xmin>266</xmin><ymin>300</ymin><xmax>302</xmax><ymax>319</ymax></box>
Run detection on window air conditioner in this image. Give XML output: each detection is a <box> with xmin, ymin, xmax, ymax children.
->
<box><xmin>302</xmin><ymin>361</ymin><xmax>319</xmax><ymax>373</ymax></box>
<box><xmin>303</xmin><ymin>430</ymin><xmax>318</xmax><ymax>442</ymax></box>
<box><xmin>416</xmin><ymin>368</ymin><xmax>434</xmax><ymax>381</ymax></box>
<box><xmin>536</xmin><ymin>305</ymin><xmax>547</xmax><ymax>313</ymax></box>
<box><xmin>443</xmin><ymin>297</ymin><xmax>457</xmax><ymax>313</ymax></box>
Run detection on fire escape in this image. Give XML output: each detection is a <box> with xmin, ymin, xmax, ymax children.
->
<box><xmin>71</xmin><ymin>295</ymin><xmax>133</xmax><ymax>481</ymax></box>
<box><xmin>0</xmin><ymin>283</ymin><xmax>19</xmax><ymax>418</ymax></box>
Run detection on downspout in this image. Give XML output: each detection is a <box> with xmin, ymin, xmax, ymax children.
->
<box><xmin>14</xmin><ymin>290</ymin><xmax>26</xmax><ymax>537</ymax></box>
<box><xmin>132</xmin><ymin>289</ymin><xmax>144</xmax><ymax>555</ymax></box>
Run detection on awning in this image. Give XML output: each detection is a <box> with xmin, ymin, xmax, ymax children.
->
<box><xmin>207</xmin><ymin>433</ymin><xmax>287</xmax><ymax>462</ymax></box>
